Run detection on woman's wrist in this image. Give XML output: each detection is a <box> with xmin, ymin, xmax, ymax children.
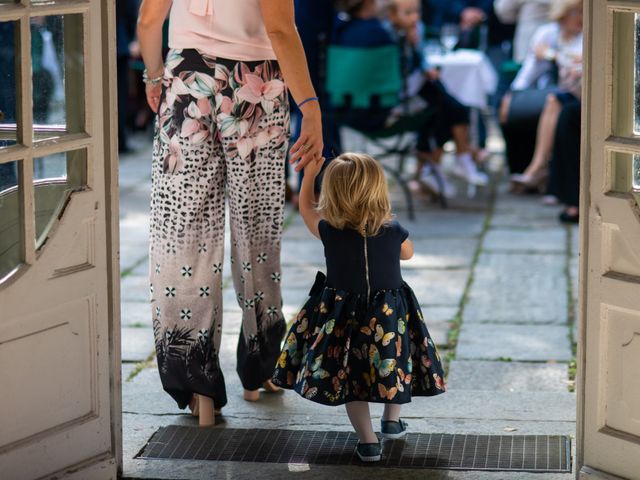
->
<box><xmin>299</xmin><ymin>99</ymin><xmax>321</xmax><ymax>117</ymax></box>
<box><xmin>146</xmin><ymin>64</ymin><xmax>164</xmax><ymax>76</ymax></box>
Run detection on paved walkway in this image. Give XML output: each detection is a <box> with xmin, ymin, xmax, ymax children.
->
<box><xmin>118</xmin><ymin>135</ymin><xmax>577</xmax><ymax>479</ymax></box>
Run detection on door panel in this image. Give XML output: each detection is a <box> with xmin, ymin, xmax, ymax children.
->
<box><xmin>579</xmin><ymin>2</ymin><xmax>640</xmax><ymax>479</ymax></box>
<box><xmin>0</xmin><ymin>0</ymin><xmax>120</xmax><ymax>478</ymax></box>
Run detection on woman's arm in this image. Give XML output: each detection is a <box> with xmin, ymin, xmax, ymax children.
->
<box><xmin>260</xmin><ymin>0</ymin><xmax>324</xmax><ymax>171</ymax></box>
<box><xmin>137</xmin><ymin>0</ymin><xmax>172</xmax><ymax>112</ymax></box>
<box><xmin>400</xmin><ymin>239</ymin><xmax>414</xmax><ymax>260</ymax></box>
<box><xmin>298</xmin><ymin>159</ymin><xmax>323</xmax><ymax>238</ymax></box>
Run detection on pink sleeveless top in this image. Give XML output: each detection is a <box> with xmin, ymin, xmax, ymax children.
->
<box><xmin>169</xmin><ymin>0</ymin><xmax>277</xmax><ymax>61</ymax></box>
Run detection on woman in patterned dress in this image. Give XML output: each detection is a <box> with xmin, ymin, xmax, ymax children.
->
<box><xmin>137</xmin><ymin>0</ymin><xmax>323</xmax><ymax>425</ymax></box>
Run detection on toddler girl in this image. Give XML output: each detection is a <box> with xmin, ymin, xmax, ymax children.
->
<box><xmin>272</xmin><ymin>152</ymin><xmax>445</xmax><ymax>462</ymax></box>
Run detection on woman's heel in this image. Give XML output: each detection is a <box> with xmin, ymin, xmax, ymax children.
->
<box><xmin>243</xmin><ymin>389</ymin><xmax>260</xmax><ymax>402</ymax></box>
<box><xmin>197</xmin><ymin>394</ymin><xmax>215</xmax><ymax>426</ymax></box>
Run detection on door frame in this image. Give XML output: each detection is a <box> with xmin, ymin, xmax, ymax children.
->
<box><xmin>577</xmin><ymin>1</ymin><xmax>640</xmax><ymax>478</ymax></box>
<box><xmin>102</xmin><ymin>0</ymin><xmax>123</xmax><ymax>475</ymax></box>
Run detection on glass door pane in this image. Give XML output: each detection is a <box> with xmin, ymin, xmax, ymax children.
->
<box><xmin>0</xmin><ymin>160</ymin><xmax>23</xmax><ymax>280</ymax></box>
<box><xmin>0</xmin><ymin>21</ymin><xmax>18</xmax><ymax>149</ymax></box>
<box><xmin>31</xmin><ymin>14</ymin><xmax>84</xmax><ymax>142</ymax></box>
<box><xmin>33</xmin><ymin>149</ymin><xmax>87</xmax><ymax>248</ymax></box>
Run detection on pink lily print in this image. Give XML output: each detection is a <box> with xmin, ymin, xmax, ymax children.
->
<box><xmin>236</xmin><ymin>125</ymin><xmax>286</xmax><ymax>160</ymax></box>
<box><xmin>181</xmin><ymin>97</ymin><xmax>212</xmax><ymax>145</ymax></box>
<box><xmin>217</xmin><ymin>94</ymin><xmax>250</xmax><ymax>139</ymax></box>
<box><xmin>236</xmin><ymin>74</ymin><xmax>285</xmax><ymax>115</ymax></box>
<box><xmin>164</xmin><ymin>135</ymin><xmax>183</xmax><ymax>174</ymax></box>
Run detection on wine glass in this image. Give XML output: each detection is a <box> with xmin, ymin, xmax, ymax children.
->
<box><xmin>440</xmin><ymin>23</ymin><xmax>459</xmax><ymax>53</ymax></box>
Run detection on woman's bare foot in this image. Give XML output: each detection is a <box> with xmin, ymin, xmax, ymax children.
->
<box><xmin>263</xmin><ymin>379</ymin><xmax>281</xmax><ymax>393</ymax></box>
<box><xmin>190</xmin><ymin>394</ymin><xmax>221</xmax><ymax>416</ymax></box>
<box><xmin>198</xmin><ymin>394</ymin><xmax>215</xmax><ymax>426</ymax></box>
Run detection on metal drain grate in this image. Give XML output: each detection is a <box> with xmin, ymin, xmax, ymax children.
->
<box><xmin>137</xmin><ymin>427</ymin><xmax>571</xmax><ymax>472</ymax></box>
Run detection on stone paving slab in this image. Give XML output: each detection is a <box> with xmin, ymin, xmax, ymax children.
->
<box><xmin>464</xmin><ymin>252</ymin><xmax>567</xmax><ymax>324</ymax></box>
<box><xmin>456</xmin><ymin>324</ymin><xmax>572</xmax><ymax>361</ymax></box>
<box><xmin>121</xmin><ymin>301</ymin><xmax>152</xmax><ymax>327</ymax></box>
<box><xmin>401</xmin><ymin>268</ymin><xmax>470</xmax><ymax>306</ymax></box>
<box><xmin>483</xmin><ymin>228</ymin><xmax>566</xmax><ymax>253</ymax></box>
<box><xmin>424</xmin><ymin>306</ymin><xmax>458</xmax><ymax>324</ymax></box>
<box><xmin>404</xmin><ymin>237</ymin><xmax>477</xmax><ymax>269</ymax></box>
<box><xmin>426</xmin><ymin>321</ymin><xmax>451</xmax><ymax>347</ymax></box>
<box><xmin>122</xmin><ymin>327</ymin><xmax>155</xmax><ymax>363</ymax></box>
<box><xmin>446</xmin><ymin>360</ymin><xmax>569</xmax><ymax>392</ymax></box>
<box><xmin>123</xmin><ymin>336</ymin><xmax>575</xmax><ymax>423</ymax></box>
<box><xmin>280</xmin><ymin>240</ymin><xmax>325</xmax><ymax>265</ymax></box>
<box><xmin>121</xmin><ymin>275</ymin><xmax>151</xmax><ymax>303</ymax></box>
<box><xmin>491</xmin><ymin>209</ymin><xmax>564</xmax><ymax>229</ymax></box>
<box><xmin>123</xmin><ymin>359</ymin><xmax>575</xmax><ymax>423</ymax></box>
<box><xmin>400</xmin><ymin>210</ymin><xmax>486</xmax><ymax>238</ymax></box>
<box><xmin>120</xmin><ymin>249</ymin><xmax>149</xmax><ymax>274</ymax></box>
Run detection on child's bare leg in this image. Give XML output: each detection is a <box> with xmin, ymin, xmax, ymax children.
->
<box><xmin>345</xmin><ymin>401</ymin><xmax>378</xmax><ymax>443</ymax></box>
<box><xmin>382</xmin><ymin>403</ymin><xmax>402</xmax><ymax>422</ymax></box>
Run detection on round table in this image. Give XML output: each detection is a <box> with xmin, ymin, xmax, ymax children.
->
<box><xmin>426</xmin><ymin>49</ymin><xmax>498</xmax><ymax>109</ymax></box>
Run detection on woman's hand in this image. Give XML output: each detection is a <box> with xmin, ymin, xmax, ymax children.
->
<box><xmin>137</xmin><ymin>0</ymin><xmax>172</xmax><ymax>112</ymax></box>
<box><xmin>289</xmin><ymin>104</ymin><xmax>324</xmax><ymax>172</ymax></box>
<box><xmin>145</xmin><ymin>81</ymin><xmax>162</xmax><ymax>113</ymax></box>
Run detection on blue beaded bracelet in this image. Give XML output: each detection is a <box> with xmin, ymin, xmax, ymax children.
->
<box><xmin>298</xmin><ymin>96</ymin><xmax>319</xmax><ymax>109</ymax></box>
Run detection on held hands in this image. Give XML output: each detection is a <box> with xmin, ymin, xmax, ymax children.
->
<box><xmin>303</xmin><ymin>152</ymin><xmax>324</xmax><ymax>179</ymax></box>
<box><xmin>289</xmin><ymin>102</ymin><xmax>324</xmax><ymax>172</ymax></box>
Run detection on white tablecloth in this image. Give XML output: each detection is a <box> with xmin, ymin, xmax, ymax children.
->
<box><xmin>426</xmin><ymin>49</ymin><xmax>498</xmax><ymax>109</ymax></box>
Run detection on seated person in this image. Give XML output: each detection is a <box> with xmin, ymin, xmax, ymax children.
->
<box><xmin>499</xmin><ymin>0</ymin><xmax>583</xmax><ymax>191</ymax></box>
<box><xmin>548</xmin><ymin>101</ymin><xmax>581</xmax><ymax>223</ymax></box>
<box><xmin>387</xmin><ymin>0</ymin><xmax>488</xmax><ymax>194</ymax></box>
<box><xmin>332</xmin><ymin>0</ymin><xmax>487</xmax><ymax>198</ymax></box>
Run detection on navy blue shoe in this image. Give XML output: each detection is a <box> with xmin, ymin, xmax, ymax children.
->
<box><xmin>356</xmin><ymin>442</ymin><xmax>381</xmax><ymax>462</ymax></box>
<box><xmin>380</xmin><ymin>418</ymin><xmax>408</xmax><ymax>439</ymax></box>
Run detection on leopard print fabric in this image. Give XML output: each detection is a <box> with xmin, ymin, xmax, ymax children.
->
<box><xmin>149</xmin><ymin>49</ymin><xmax>289</xmax><ymax>409</ymax></box>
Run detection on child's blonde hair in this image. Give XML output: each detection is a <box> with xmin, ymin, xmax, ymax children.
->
<box><xmin>318</xmin><ymin>152</ymin><xmax>393</xmax><ymax>236</ymax></box>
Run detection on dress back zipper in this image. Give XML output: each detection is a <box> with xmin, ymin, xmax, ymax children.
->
<box><xmin>363</xmin><ymin>227</ymin><xmax>371</xmax><ymax>307</ymax></box>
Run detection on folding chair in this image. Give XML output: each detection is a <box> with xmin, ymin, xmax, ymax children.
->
<box><xmin>325</xmin><ymin>44</ymin><xmax>443</xmax><ymax>220</ymax></box>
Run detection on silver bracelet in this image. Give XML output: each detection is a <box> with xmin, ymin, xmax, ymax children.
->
<box><xmin>143</xmin><ymin>69</ymin><xmax>163</xmax><ymax>85</ymax></box>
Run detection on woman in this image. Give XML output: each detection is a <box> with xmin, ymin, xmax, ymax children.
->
<box><xmin>137</xmin><ymin>0</ymin><xmax>323</xmax><ymax>426</ymax></box>
<box><xmin>501</xmin><ymin>0</ymin><xmax>583</xmax><ymax>190</ymax></box>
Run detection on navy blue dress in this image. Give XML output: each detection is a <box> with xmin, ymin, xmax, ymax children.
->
<box><xmin>272</xmin><ymin>220</ymin><xmax>446</xmax><ymax>405</ymax></box>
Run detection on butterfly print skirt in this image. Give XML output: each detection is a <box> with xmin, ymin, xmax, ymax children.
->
<box><xmin>272</xmin><ymin>272</ymin><xmax>446</xmax><ymax>406</ymax></box>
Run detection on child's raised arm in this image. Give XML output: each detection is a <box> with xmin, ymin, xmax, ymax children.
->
<box><xmin>299</xmin><ymin>158</ymin><xmax>324</xmax><ymax>238</ymax></box>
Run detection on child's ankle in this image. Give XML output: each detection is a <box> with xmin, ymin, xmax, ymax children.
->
<box><xmin>358</xmin><ymin>432</ymin><xmax>379</xmax><ymax>444</ymax></box>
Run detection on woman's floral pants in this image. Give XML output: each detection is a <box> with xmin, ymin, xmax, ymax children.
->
<box><xmin>149</xmin><ymin>49</ymin><xmax>289</xmax><ymax>409</ymax></box>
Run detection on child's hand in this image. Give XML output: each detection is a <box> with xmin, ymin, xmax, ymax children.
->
<box><xmin>304</xmin><ymin>156</ymin><xmax>324</xmax><ymax>179</ymax></box>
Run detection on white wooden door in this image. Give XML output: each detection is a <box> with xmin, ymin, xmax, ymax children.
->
<box><xmin>0</xmin><ymin>0</ymin><xmax>121</xmax><ymax>478</ymax></box>
<box><xmin>578</xmin><ymin>1</ymin><xmax>640</xmax><ymax>479</ymax></box>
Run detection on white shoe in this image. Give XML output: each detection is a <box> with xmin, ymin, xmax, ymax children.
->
<box><xmin>420</xmin><ymin>165</ymin><xmax>457</xmax><ymax>198</ymax></box>
<box><xmin>453</xmin><ymin>154</ymin><xmax>489</xmax><ymax>187</ymax></box>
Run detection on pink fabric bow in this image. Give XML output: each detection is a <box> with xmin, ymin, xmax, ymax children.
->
<box><xmin>188</xmin><ymin>0</ymin><xmax>213</xmax><ymax>16</ymax></box>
